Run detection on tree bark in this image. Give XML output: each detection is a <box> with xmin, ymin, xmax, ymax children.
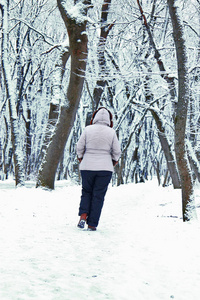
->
<box><xmin>93</xmin><ymin>0</ymin><xmax>113</xmax><ymax>108</ymax></box>
<box><xmin>167</xmin><ymin>0</ymin><xmax>196</xmax><ymax>221</ymax></box>
<box><xmin>36</xmin><ymin>0</ymin><xmax>90</xmax><ymax>189</ymax></box>
<box><xmin>39</xmin><ymin>49</ymin><xmax>70</xmax><ymax>165</ymax></box>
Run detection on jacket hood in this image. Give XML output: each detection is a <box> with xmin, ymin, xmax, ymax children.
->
<box><xmin>92</xmin><ymin>108</ymin><xmax>111</xmax><ymax>127</ymax></box>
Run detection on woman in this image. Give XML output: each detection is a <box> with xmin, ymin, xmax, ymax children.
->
<box><xmin>76</xmin><ymin>107</ymin><xmax>121</xmax><ymax>231</ymax></box>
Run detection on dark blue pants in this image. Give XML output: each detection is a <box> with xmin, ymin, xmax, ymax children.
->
<box><xmin>79</xmin><ymin>171</ymin><xmax>112</xmax><ymax>227</ymax></box>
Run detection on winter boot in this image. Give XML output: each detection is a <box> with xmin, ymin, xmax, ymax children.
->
<box><xmin>87</xmin><ymin>225</ymin><xmax>96</xmax><ymax>231</ymax></box>
<box><xmin>77</xmin><ymin>213</ymin><xmax>87</xmax><ymax>229</ymax></box>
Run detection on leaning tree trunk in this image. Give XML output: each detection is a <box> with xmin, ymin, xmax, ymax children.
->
<box><xmin>36</xmin><ymin>0</ymin><xmax>91</xmax><ymax>189</ymax></box>
<box><xmin>167</xmin><ymin>0</ymin><xmax>196</xmax><ymax>221</ymax></box>
<box><xmin>150</xmin><ymin>109</ymin><xmax>181</xmax><ymax>189</ymax></box>
<box><xmin>39</xmin><ymin>48</ymin><xmax>70</xmax><ymax>165</ymax></box>
<box><xmin>0</xmin><ymin>1</ymin><xmax>24</xmax><ymax>186</ymax></box>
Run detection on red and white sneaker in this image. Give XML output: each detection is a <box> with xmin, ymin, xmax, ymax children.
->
<box><xmin>77</xmin><ymin>219</ymin><xmax>86</xmax><ymax>229</ymax></box>
<box><xmin>77</xmin><ymin>213</ymin><xmax>87</xmax><ymax>229</ymax></box>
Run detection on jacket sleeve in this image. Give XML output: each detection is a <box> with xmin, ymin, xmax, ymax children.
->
<box><xmin>76</xmin><ymin>130</ymin><xmax>86</xmax><ymax>159</ymax></box>
<box><xmin>111</xmin><ymin>132</ymin><xmax>121</xmax><ymax>161</ymax></box>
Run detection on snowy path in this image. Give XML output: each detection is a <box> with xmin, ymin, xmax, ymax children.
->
<box><xmin>0</xmin><ymin>180</ymin><xmax>200</xmax><ymax>300</ymax></box>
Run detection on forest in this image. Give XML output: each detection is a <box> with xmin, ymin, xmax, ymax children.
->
<box><xmin>0</xmin><ymin>0</ymin><xmax>200</xmax><ymax>220</ymax></box>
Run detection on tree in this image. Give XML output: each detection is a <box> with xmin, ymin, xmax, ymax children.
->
<box><xmin>36</xmin><ymin>0</ymin><xmax>92</xmax><ymax>189</ymax></box>
<box><xmin>92</xmin><ymin>0</ymin><xmax>114</xmax><ymax>109</ymax></box>
<box><xmin>0</xmin><ymin>0</ymin><xmax>200</xmax><ymax>193</ymax></box>
<box><xmin>0</xmin><ymin>0</ymin><xmax>24</xmax><ymax>186</ymax></box>
<box><xmin>136</xmin><ymin>0</ymin><xmax>180</xmax><ymax>188</ymax></box>
<box><xmin>0</xmin><ymin>0</ymin><xmax>58</xmax><ymax>181</ymax></box>
<box><xmin>167</xmin><ymin>0</ymin><xmax>197</xmax><ymax>221</ymax></box>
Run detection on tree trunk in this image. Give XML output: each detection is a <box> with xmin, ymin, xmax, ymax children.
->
<box><xmin>143</xmin><ymin>61</ymin><xmax>181</xmax><ymax>188</ymax></box>
<box><xmin>0</xmin><ymin>1</ymin><xmax>24</xmax><ymax>186</ymax></box>
<box><xmin>25</xmin><ymin>107</ymin><xmax>31</xmax><ymax>177</ymax></box>
<box><xmin>186</xmin><ymin>140</ymin><xmax>200</xmax><ymax>183</ymax></box>
<box><xmin>167</xmin><ymin>0</ymin><xmax>196</xmax><ymax>221</ymax></box>
<box><xmin>150</xmin><ymin>109</ymin><xmax>181</xmax><ymax>189</ymax></box>
<box><xmin>93</xmin><ymin>0</ymin><xmax>113</xmax><ymax>108</ymax></box>
<box><xmin>37</xmin><ymin>45</ymin><xmax>70</xmax><ymax>168</ymax></box>
<box><xmin>36</xmin><ymin>0</ymin><xmax>90</xmax><ymax>189</ymax></box>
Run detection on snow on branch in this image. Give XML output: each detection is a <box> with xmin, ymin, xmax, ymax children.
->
<box><xmin>59</xmin><ymin>0</ymin><xmax>92</xmax><ymax>24</ymax></box>
<box><xmin>183</xmin><ymin>21</ymin><xmax>200</xmax><ymax>38</ymax></box>
<box><xmin>41</xmin><ymin>43</ymin><xmax>69</xmax><ymax>55</ymax></box>
<box><xmin>10</xmin><ymin>17</ymin><xmax>54</xmax><ymax>46</ymax></box>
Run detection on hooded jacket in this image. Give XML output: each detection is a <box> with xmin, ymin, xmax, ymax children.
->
<box><xmin>76</xmin><ymin>108</ymin><xmax>121</xmax><ymax>172</ymax></box>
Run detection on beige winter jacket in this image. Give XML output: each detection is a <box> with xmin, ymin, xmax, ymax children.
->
<box><xmin>76</xmin><ymin>108</ymin><xmax>121</xmax><ymax>172</ymax></box>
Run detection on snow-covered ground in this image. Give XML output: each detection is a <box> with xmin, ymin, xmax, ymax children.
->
<box><xmin>0</xmin><ymin>179</ymin><xmax>200</xmax><ymax>300</ymax></box>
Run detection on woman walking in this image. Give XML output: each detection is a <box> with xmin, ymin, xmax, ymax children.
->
<box><xmin>76</xmin><ymin>107</ymin><xmax>121</xmax><ymax>231</ymax></box>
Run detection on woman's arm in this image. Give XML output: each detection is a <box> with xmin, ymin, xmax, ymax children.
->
<box><xmin>76</xmin><ymin>130</ymin><xmax>86</xmax><ymax>160</ymax></box>
<box><xmin>111</xmin><ymin>132</ymin><xmax>121</xmax><ymax>162</ymax></box>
